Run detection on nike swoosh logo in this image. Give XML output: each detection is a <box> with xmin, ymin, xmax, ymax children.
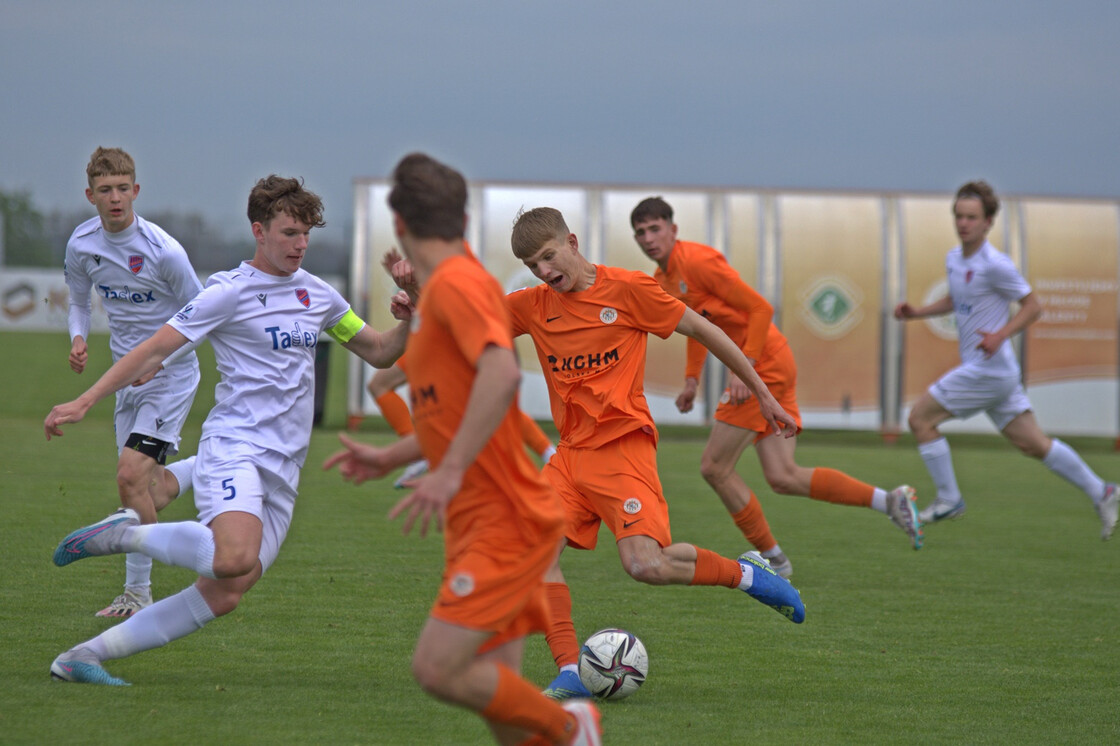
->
<box><xmin>622</xmin><ymin>519</ymin><xmax>643</xmax><ymax>529</ymax></box>
<box><xmin>546</xmin><ymin>316</ymin><xmax>561</xmax><ymax>323</ymax></box>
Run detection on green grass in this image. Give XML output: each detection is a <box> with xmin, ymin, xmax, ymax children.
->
<box><xmin>2</xmin><ymin>332</ymin><xmax>1119</xmax><ymax>744</ymax></box>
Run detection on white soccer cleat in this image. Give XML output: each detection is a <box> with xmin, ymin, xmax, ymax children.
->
<box><xmin>394</xmin><ymin>459</ymin><xmax>429</xmax><ymax>489</ymax></box>
<box><xmin>886</xmin><ymin>485</ymin><xmax>924</xmax><ymax>549</ymax></box>
<box><xmin>95</xmin><ymin>587</ymin><xmax>152</xmax><ymax>618</ymax></box>
<box><xmin>561</xmin><ymin>700</ymin><xmax>602</xmax><ymax>746</ymax></box>
<box><xmin>763</xmin><ymin>551</ymin><xmax>793</xmax><ymax>579</ymax></box>
<box><xmin>1098</xmin><ymin>483</ymin><xmax>1119</xmax><ymax>541</ymax></box>
<box><xmin>918</xmin><ymin>498</ymin><xmax>966</xmax><ymax>525</ymax></box>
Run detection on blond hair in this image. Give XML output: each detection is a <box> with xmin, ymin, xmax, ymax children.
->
<box><xmin>511</xmin><ymin>207</ymin><xmax>569</xmax><ymax>259</ymax></box>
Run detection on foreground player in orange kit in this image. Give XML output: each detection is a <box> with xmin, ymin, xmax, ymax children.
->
<box><xmin>631</xmin><ymin>197</ymin><xmax>924</xmax><ymax>572</ymax></box>
<box><xmin>504</xmin><ymin>207</ymin><xmax>805</xmax><ymax>701</ymax></box>
<box><xmin>325</xmin><ymin>155</ymin><xmax>601</xmax><ymax>746</ymax></box>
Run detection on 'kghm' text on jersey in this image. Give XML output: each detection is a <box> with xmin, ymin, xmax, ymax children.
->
<box><xmin>166</xmin><ymin>262</ymin><xmax>350</xmax><ymax>465</ymax></box>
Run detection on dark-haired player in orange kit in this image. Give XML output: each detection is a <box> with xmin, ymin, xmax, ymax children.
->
<box><xmin>325</xmin><ymin>155</ymin><xmax>601</xmax><ymax>746</ymax></box>
<box><xmin>505</xmin><ymin>207</ymin><xmax>805</xmax><ymax>702</ymax></box>
<box><xmin>631</xmin><ymin>197</ymin><xmax>923</xmax><ymax>578</ymax></box>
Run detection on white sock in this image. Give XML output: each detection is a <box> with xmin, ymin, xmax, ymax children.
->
<box><xmin>164</xmin><ymin>456</ymin><xmax>196</xmax><ymax>498</ymax></box>
<box><xmin>870</xmin><ymin>488</ymin><xmax>888</xmax><ymax>513</ymax></box>
<box><xmin>542</xmin><ymin>445</ymin><xmax>557</xmax><ymax>463</ymax></box>
<box><xmin>1043</xmin><ymin>438</ymin><xmax>1106</xmax><ymax>503</ymax></box>
<box><xmin>737</xmin><ymin>563</ymin><xmax>755</xmax><ymax>591</ymax></box>
<box><xmin>918</xmin><ymin>437</ymin><xmax>962</xmax><ymax>504</ymax></box>
<box><xmin>124</xmin><ymin>553</ymin><xmax>153</xmax><ymax>592</ymax></box>
<box><xmin>91</xmin><ymin>584</ymin><xmax>216</xmax><ymax>662</ymax></box>
<box><xmin>128</xmin><ymin>521</ymin><xmax>217</xmax><ymax>578</ymax></box>
<box><xmin>560</xmin><ymin>663</ymin><xmax>578</xmax><ymax>675</ymax></box>
<box><xmin>760</xmin><ymin>546</ymin><xmax>783</xmax><ymax>560</ymax></box>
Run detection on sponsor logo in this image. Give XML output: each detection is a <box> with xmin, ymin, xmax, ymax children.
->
<box><xmin>449</xmin><ymin>572</ymin><xmax>475</xmax><ymax>597</ymax></box>
<box><xmin>546</xmin><ymin>347</ymin><xmax>619</xmax><ymax>374</ymax></box>
<box><xmin>128</xmin><ymin>255</ymin><xmax>144</xmax><ymax>275</ymax></box>
<box><xmin>599</xmin><ymin>307</ymin><xmax>618</xmax><ymax>324</ymax></box>
<box><xmin>156</xmin><ymin>418</ymin><xmax>166</xmax><ymax>428</ymax></box>
<box><xmin>98</xmin><ymin>284</ymin><xmax>157</xmax><ymax>304</ymax></box>
<box><xmin>256</xmin><ymin>293</ymin><xmax>267</xmax><ymax>306</ymax></box>
<box><xmin>295</xmin><ymin>288</ymin><xmax>310</xmax><ymax>308</ymax></box>
<box><xmin>93</xmin><ymin>255</ymin><xmax>102</xmax><ymax>266</ymax></box>
<box><xmin>174</xmin><ymin>303</ymin><xmax>196</xmax><ymax>322</ymax></box>
<box><xmin>623</xmin><ymin>498</ymin><xmax>642</xmax><ymax>515</ymax></box>
<box><xmin>546</xmin><ymin>315</ymin><xmax>561</xmax><ymax>323</ymax></box>
<box><xmin>622</xmin><ymin>518</ymin><xmax>644</xmax><ymax>529</ymax></box>
<box><xmin>266</xmin><ymin>321</ymin><xmax>317</xmax><ymax>350</ymax></box>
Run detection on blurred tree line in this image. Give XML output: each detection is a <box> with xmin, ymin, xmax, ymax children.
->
<box><xmin>0</xmin><ymin>188</ymin><xmax>350</xmax><ymax>280</ymax></box>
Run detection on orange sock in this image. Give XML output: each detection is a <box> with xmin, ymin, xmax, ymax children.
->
<box><xmin>689</xmin><ymin>547</ymin><xmax>742</xmax><ymax>588</ymax></box>
<box><xmin>810</xmin><ymin>467</ymin><xmax>874</xmax><ymax>507</ymax></box>
<box><xmin>520</xmin><ymin>412</ymin><xmax>552</xmax><ymax>456</ymax></box>
<box><xmin>482</xmin><ymin>663</ymin><xmax>574</xmax><ymax>743</ymax></box>
<box><xmin>731</xmin><ymin>492</ymin><xmax>777</xmax><ymax>552</ymax></box>
<box><xmin>544</xmin><ymin>582</ymin><xmax>581</xmax><ymax>668</ymax></box>
<box><xmin>374</xmin><ymin>391</ymin><xmax>414</xmax><ymax>436</ymax></box>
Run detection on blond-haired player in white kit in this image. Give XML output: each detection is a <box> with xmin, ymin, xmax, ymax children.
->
<box><xmin>894</xmin><ymin>180</ymin><xmax>1118</xmax><ymax>538</ymax></box>
<box><xmin>65</xmin><ymin>147</ymin><xmax>202</xmax><ymax>619</ymax></box>
<box><xmin>44</xmin><ymin>175</ymin><xmax>411</xmax><ymax>685</ymax></box>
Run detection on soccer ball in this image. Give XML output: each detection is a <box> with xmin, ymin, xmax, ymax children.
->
<box><xmin>577</xmin><ymin>628</ymin><xmax>649</xmax><ymax>700</ymax></box>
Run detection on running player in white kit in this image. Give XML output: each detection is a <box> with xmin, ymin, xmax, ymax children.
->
<box><xmin>44</xmin><ymin>175</ymin><xmax>411</xmax><ymax>685</ymax></box>
<box><xmin>65</xmin><ymin>147</ymin><xmax>202</xmax><ymax>619</ymax></box>
<box><xmin>894</xmin><ymin>180</ymin><xmax>1118</xmax><ymax>539</ymax></box>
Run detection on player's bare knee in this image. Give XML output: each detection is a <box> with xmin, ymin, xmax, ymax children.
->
<box><xmin>210</xmin><ymin>551</ymin><xmax>258</xmax><ymax>579</ymax></box>
<box><xmin>411</xmin><ymin>656</ymin><xmax>455</xmax><ymax>699</ymax></box>
<box><xmin>699</xmin><ymin>455</ymin><xmax>733</xmax><ymax>485</ymax></box>
<box><xmin>766</xmin><ymin>472</ymin><xmax>800</xmax><ymax>495</ymax></box>
<box><xmin>624</xmin><ymin>555</ymin><xmax>667</xmax><ymax>585</ymax></box>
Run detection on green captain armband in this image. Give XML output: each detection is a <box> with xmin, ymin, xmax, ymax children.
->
<box><xmin>326</xmin><ymin>309</ymin><xmax>366</xmax><ymax>344</ymax></box>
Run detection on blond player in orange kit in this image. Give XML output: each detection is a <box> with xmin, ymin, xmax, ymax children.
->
<box><xmin>324</xmin><ymin>154</ymin><xmax>601</xmax><ymax>746</ymax></box>
<box><xmin>503</xmin><ymin>207</ymin><xmax>806</xmax><ymax>702</ymax></box>
<box><xmin>630</xmin><ymin>197</ymin><xmax>923</xmax><ymax>575</ymax></box>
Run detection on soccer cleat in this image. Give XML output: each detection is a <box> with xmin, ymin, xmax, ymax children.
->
<box><xmin>738</xmin><ymin>551</ymin><xmax>805</xmax><ymax>624</ymax></box>
<box><xmin>763</xmin><ymin>551</ymin><xmax>793</xmax><ymax>579</ymax></box>
<box><xmin>1098</xmin><ymin>482</ymin><xmax>1119</xmax><ymax>541</ymax></box>
<box><xmin>918</xmin><ymin>499</ymin><xmax>966</xmax><ymax>525</ymax></box>
<box><xmin>53</xmin><ymin>508</ymin><xmax>139</xmax><ymax>567</ymax></box>
<box><xmin>50</xmin><ymin>646</ymin><xmax>130</xmax><ymax>686</ymax></box>
<box><xmin>561</xmin><ymin>700</ymin><xmax>602</xmax><ymax>746</ymax></box>
<box><xmin>394</xmin><ymin>459</ymin><xmax>430</xmax><ymax>489</ymax></box>
<box><xmin>543</xmin><ymin>669</ymin><xmax>592</xmax><ymax>701</ymax></box>
<box><xmin>95</xmin><ymin>587</ymin><xmax>152</xmax><ymax>618</ymax></box>
<box><xmin>886</xmin><ymin>485</ymin><xmax>924</xmax><ymax>550</ymax></box>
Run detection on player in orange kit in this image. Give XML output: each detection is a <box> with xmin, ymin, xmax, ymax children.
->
<box><xmin>325</xmin><ymin>154</ymin><xmax>601</xmax><ymax>745</ymax></box>
<box><xmin>631</xmin><ymin>197</ymin><xmax>923</xmax><ymax>574</ymax></box>
<box><xmin>504</xmin><ymin>207</ymin><xmax>805</xmax><ymax>701</ymax></box>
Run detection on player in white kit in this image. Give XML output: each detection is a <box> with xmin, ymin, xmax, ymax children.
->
<box><xmin>894</xmin><ymin>180</ymin><xmax>1118</xmax><ymax>538</ymax></box>
<box><xmin>65</xmin><ymin>147</ymin><xmax>202</xmax><ymax>619</ymax></box>
<box><xmin>44</xmin><ymin>175</ymin><xmax>411</xmax><ymax>685</ymax></box>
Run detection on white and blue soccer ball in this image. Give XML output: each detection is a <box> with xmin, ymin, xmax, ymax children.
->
<box><xmin>577</xmin><ymin>627</ymin><xmax>649</xmax><ymax>700</ymax></box>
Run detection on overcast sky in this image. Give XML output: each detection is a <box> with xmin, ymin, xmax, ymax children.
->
<box><xmin>3</xmin><ymin>1</ymin><xmax>1118</xmax><ymax>243</ymax></box>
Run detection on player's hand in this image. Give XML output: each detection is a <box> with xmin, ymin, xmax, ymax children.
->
<box><xmin>758</xmin><ymin>393</ymin><xmax>798</xmax><ymax>438</ymax></box>
<box><xmin>976</xmin><ymin>330</ymin><xmax>1004</xmax><ymax>358</ymax></box>
<box><xmin>44</xmin><ymin>398</ymin><xmax>92</xmax><ymax>440</ymax></box>
<box><xmin>382</xmin><ymin>248</ymin><xmax>420</xmax><ymax>299</ymax></box>
<box><xmin>675</xmin><ymin>378</ymin><xmax>699</xmax><ymax>413</ymax></box>
<box><xmin>323</xmin><ymin>432</ymin><xmax>393</xmax><ymax>484</ymax></box>
<box><xmin>68</xmin><ymin>338</ymin><xmax>88</xmax><ymax>374</ymax></box>
<box><xmin>893</xmin><ymin>302</ymin><xmax>915</xmax><ymax>320</ymax></box>
<box><xmin>389</xmin><ymin>290</ymin><xmax>414</xmax><ymax>322</ymax></box>
<box><xmin>387</xmin><ymin>466</ymin><xmax>461</xmax><ymax>538</ymax></box>
<box><xmin>728</xmin><ymin>375</ymin><xmax>752</xmax><ymax>405</ymax></box>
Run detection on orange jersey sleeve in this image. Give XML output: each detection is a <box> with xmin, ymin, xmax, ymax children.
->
<box><xmin>506</xmin><ymin>266</ymin><xmax>686</xmax><ymax>449</ymax></box>
<box><xmin>655</xmin><ymin>240</ymin><xmax>786</xmax><ymax>379</ymax></box>
<box><xmin>407</xmin><ymin>254</ymin><xmax>560</xmax><ymax>547</ymax></box>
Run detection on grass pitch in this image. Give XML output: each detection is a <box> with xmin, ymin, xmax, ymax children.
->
<box><xmin>2</xmin><ymin>332</ymin><xmax>1118</xmax><ymax>744</ymax></box>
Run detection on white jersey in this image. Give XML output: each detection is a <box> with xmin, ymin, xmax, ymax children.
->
<box><xmin>946</xmin><ymin>240</ymin><xmax>1032</xmax><ymax>377</ymax></box>
<box><xmin>167</xmin><ymin>261</ymin><xmax>351</xmax><ymax>465</ymax></box>
<box><xmin>65</xmin><ymin>215</ymin><xmax>202</xmax><ymax>371</ymax></box>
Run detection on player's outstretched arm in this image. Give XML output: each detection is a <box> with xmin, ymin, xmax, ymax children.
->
<box><xmin>344</xmin><ymin>316</ymin><xmax>411</xmax><ymax>370</ymax></box>
<box><xmin>894</xmin><ymin>294</ymin><xmax>953</xmax><ymax>320</ymax></box>
<box><xmin>45</xmin><ymin>325</ymin><xmax>189</xmax><ymax>440</ymax></box>
<box><xmin>324</xmin><ymin>432</ymin><xmax>423</xmax><ymax>484</ymax></box>
<box><xmin>674</xmin><ymin>308</ymin><xmax>797</xmax><ymax>437</ymax></box>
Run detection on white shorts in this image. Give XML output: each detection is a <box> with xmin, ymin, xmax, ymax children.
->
<box><xmin>928</xmin><ymin>365</ymin><xmax>1032</xmax><ymax>431</ymax></box>
<box><xmin>193</xmin><ymin>436</ymin><xmax>300</xmax><ymax>574</ymax></box>
<box><xmin>113</xmin><ymin>363</ymin><xmax>200</xmax><ymax>455</ymax></box>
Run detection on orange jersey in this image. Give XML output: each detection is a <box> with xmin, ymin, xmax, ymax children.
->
<box><xmin>506</xmin><ymin>265</ymin><xmax>686</xmax><ymax>450</ymax></box>
<box><xmin>654</xmin><ymin>240</ymin><xmax>788</xmax><ymax>379</ymax></box>
<box><xmin>407</xmin><ymin>253</ymin><xmax>562</xmax><ymax>554</ymax></box>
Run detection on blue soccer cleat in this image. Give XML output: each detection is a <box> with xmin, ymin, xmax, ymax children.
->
<box><xmin>50</xmin><ymin>647</ymin><xmax>130</xmax><ymax>686</ymax></box>
<box><xmin>543</xmin><ymin>669</ymin><xmax>592</xmax><ymax>701</ymax></box>
<box><xmin>738</xmin><ymin>551</ymin><xmax>806</xmax><ymax>624</ymax></box>
<box><xmin>53</xmin><ymin>508</ymin><xmax>139</xmax><ymax>567</ymax></box>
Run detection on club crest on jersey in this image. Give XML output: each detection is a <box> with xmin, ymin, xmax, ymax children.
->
<box><xmin>599</xmin><ymin>307</ymin><xmax>618</xmax><ymax>324</ymax></box>
<box><xmin>623</xmin><ymin>498</ymin><xmax>642</xmax><ymax>514</ymax></box>
<box><xmin>965</xmin><ymin>270</ymin><xmax>974</xmax><ymax>284</ymax></box>
<box><xmin>295</xmin><ymin>288</ymin><xmax>310</xmax><ymax>308</ymax></box>
<box><xmin>128</xmin><ymin>255</ymin><xmax>144</xmax><ymax>274</ymax></box>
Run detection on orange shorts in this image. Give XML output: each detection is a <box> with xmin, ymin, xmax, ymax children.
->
<box><xmin>714</xmin><ymin>341</ymin><xmax>802</xmax><ymax>438</ymax></box>
<box><xmin>544</xmin><ymin>428</ymin><xmax>672</xmax><ymax>551</ymax></box>
<box><xmin>432</xmin><ymin>506</ymin><xmax>563</xmax><ymax>653</ymax></box>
